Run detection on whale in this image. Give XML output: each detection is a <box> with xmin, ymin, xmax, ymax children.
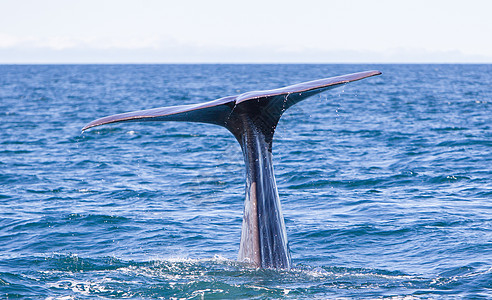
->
<box><xmin>82</xmin><ymin>70</ymin><xmax>381</xmax><ymax>269</ymax></box>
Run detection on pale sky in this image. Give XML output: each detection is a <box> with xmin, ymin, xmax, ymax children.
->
<box><xmin>1</xmin><ymin>0</ymin><xmax>491</xmax><ymax>63</ymax></box>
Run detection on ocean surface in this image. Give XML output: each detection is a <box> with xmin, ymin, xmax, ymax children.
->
<box><xmin>0</xmin><ymin>64</ymin><xmax>491</xmax><ymax>299</ymax></box>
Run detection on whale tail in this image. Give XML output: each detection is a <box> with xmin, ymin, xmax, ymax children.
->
<box><xmin>82</xmin><ymin>70</ymin><xmax>381</xmax><ymax>269</ymax></box>
<box><xmin>82</xmin><ymin>71</ymin><xmax>381</xmax><ymax>138</ymax></box>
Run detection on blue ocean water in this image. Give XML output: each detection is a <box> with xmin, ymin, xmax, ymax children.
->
<box><xmin>0</xmin><ymin>64</ymin><xmax>491</xmax><ymax>299</ymax></box>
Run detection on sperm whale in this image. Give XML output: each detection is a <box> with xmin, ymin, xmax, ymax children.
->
<box><xmin>82</xmin><ymin>70</ymin><xmax>381</xmax><ymax>269</ymax></box>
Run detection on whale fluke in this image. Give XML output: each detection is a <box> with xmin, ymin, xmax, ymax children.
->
<box><xmin>82</xmin><ymin>71</ymin><xmax>380</xmax><ymax>132</ymax></box>
<box><xmin>82</xmin><ymin>70</ymin><xmax>381</xmax><ymax>269</ymax></box>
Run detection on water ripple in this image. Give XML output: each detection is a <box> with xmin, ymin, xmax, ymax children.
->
<box><xmin>1</xmin><ymin>64</ymin><xmax>491</xmax><ymax>298</ymax></box>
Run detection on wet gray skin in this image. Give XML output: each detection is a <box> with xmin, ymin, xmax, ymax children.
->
<box><xmin>82</xmin><ymin>71</ymin><xmax>381</xmax><ymax>269</ymax></box>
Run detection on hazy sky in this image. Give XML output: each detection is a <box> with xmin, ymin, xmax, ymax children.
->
<box><xmin>1</xmin><ymin>0</ymin><xmax>491</xmax><ymax>63</ymax></box>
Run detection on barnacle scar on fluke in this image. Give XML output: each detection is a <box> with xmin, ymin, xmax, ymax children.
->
<box><xmin>82</xmin><ymin>71</ymin><xmax>382</xmax><ymax>270</ymax></box>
